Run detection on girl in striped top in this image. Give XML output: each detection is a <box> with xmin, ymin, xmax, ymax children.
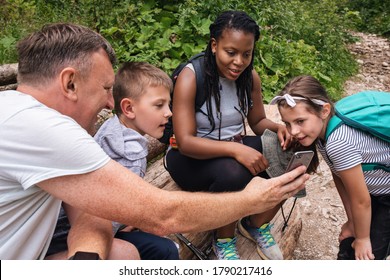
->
<box><xmin>271</xmin><ymin>75</ymin><xmax>390</xmax><ymax>260</ymax></box>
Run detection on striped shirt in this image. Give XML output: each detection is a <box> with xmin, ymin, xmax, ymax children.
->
<box><xmin>317</xmin><ymin>124</ymin><xmax>390</xmax><ymax>195</ymax></box>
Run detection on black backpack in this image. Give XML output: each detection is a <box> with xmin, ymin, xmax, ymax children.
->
<box><xmin>158</xmin><ymin>52</ymin><xmax>206</xmax><ymax>144</ymax></box>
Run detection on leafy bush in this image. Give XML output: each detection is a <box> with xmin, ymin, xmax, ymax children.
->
<box><xmin>344</xmin><ymin>0</ymin><xmax>390</xmax><ymax>37</ymax></box>
<box><xmin>0</xmin><ymin>0</ymin><xmax>363</xmax><ymax>101</ymax></box>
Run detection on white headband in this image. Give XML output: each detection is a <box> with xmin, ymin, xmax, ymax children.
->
<box><xmin>270</xmin><ymin>94</ymin><xmax>326</xmax><ymax>107</ymax></box>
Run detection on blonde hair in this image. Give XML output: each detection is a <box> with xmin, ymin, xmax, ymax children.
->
<box><xmin>113</xmin><ymin>62</ymin><xmax>173</xmax><ymax>115</ymax></box>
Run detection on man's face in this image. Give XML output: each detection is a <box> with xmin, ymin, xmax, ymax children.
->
<box><xmin>74</xmin><ymin>49</ymin><xmax>115</xmax><ymax>135</ymax></box>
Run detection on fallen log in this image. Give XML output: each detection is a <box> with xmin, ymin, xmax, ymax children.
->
<box><xmin>0</xmin><ymin>63</ymin><xmax>18</xmax><ymax>86</ymax></box>
<box><xmin>0</xmin><ymin>83</ymin><xmax>17</xmax><ymax>91</ymax></box>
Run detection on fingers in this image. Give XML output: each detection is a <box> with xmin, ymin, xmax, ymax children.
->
<box><xmin>251</xmin><ymin>155</ymin><xmax>269</xmax><ymax>175</ymax></box>
<box><xmin>282</xmin><ymin>135</ymin><xmax>292</xmax><ymax>150</ymax></box>
<box><xmin>276</xmin><ymin>165</ymin><xmax>307</xmax><ymax>185</ymax></box>
<box><xmin>278</xmin><ymin>166</ymin><xmax>309</xmax><ymax>197</ymax></box>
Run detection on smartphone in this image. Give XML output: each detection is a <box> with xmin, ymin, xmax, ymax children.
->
<box><xmin>285</xmin><ymin>150</ymin><xmax>314</xmax><ymax>198</ymax></box>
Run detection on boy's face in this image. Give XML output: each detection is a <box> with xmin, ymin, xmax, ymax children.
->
<box><xmin>128</xmin><ymin>85</ymin><xmax>172</xmax><ymax>138</ymax></box>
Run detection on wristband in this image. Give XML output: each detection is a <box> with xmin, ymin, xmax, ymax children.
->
<box><xmin>68</xmin><ymin>251</ymin><xmax>101</xmax><ymax>260</ymax></box>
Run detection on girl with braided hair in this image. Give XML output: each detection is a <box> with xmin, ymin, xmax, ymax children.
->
<box><xmin>165</xmin><ymin>10</ymin><xmax>292</xmax><ymax>260</ymax></box>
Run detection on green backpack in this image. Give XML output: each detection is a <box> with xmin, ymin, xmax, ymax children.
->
<box><xmin>325</xmin><ymin>90</ymin><xmax>390</xmax><ymax>172</ymax></box>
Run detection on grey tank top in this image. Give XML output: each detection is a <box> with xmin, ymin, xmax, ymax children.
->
<box><xmin>186</xmin><ymin>64</ymin><xmax>245</xmax><ymax>140</ymax></box>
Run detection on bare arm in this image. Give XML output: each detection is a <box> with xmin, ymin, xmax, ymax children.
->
<box><xmin>38</xmin><ymin>160</ymin><xmax>309</xmax><ymax>236</ymax></box>
<box><xmin>338</xmin><ymin>165</ymin><xmax>374</xmax><ymax>260</ymax></box>
<box><xmin>173</xmin><ymin>67</ymin><xmax>243</xmax><ymax>160</ymax></box>
<box><xmin>63</xmin><ymin>203</ymin><xmax>113</xmax><ymax>259</ymax></box>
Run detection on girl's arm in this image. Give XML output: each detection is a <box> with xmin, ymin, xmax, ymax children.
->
<box><xmin>338</xmin><ymin>165</ymin><xmax>375</xmax><ymax>260</ymax></box>
<box><xmin>247</xmin><ymin>70</ymin><xmax>291</xmax><ymax>149</ymax></box>
<box><xmin>172</xmin><ymin>67</ymin><xmax>268</xmax><ymax>175</ymax></box>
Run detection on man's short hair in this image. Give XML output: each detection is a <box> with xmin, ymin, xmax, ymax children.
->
<box><xmin>17</xmin><ymin>23</ymin><xmax>117</xmax><ymax>85</ymax></box>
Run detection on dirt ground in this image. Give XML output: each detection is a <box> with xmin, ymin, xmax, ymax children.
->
<box><xmin>292</xmin><ymin>32</ymin><xmax>390</xmax><ymax>260</ymax></box>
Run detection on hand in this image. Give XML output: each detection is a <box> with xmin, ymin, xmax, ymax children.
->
<box><xmin>233</xmin><ymin>143</ymin><xmax>269</xmax><ymax>175</ymax></box>
<box><xmin>352</xmin><ymin>237</ymin><xmax>375</xmax><ymax>260</ymax></box>
<box><xmin>245</xmin><ymin>165</ymin><xmax>309</xmax><ymax>212</ymax></box>
<box><xmin>276</xmin><ymin>124</ymin><xmax>292</xmax><ymax>150</ymax></box>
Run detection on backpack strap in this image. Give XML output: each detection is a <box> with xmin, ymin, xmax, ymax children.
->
<box><xmin>188</xmin><ymin>52</ymin><xmax>205</xmax><ymax>111</ymax></box>
<box><xmin>325</xmin><ymin>115</ymin><xmax>342</xmax><ymax>141</ymax></box>
<box><xmin>362</xmin><ymin>163</ymin><xmax>390</xmax><ymax>172</ymax></box>
<box><xmin>326</xmin><ymin>115</ymin><xmax>390</xmax><ymax>172</ymax></box>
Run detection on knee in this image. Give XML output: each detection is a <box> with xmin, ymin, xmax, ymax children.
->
<box><xmin>108</xmin><ymin>238</ymin><xmax>140</xmax><ymax>260</ymax></box>
<box><xmin>152</xmin><ymin>238</ymin><xmax>180</xmax><ymax>260</ymax></box>
<box><xmin>211</xmin><ymin>169</ymin><xmax>252</xmax><ymax>192</ymax></box>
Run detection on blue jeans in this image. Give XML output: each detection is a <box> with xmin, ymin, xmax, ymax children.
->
<box><xmin>115</xmin><ymin>230</ymin><xmax>179</xmax><ymax>260</ymax></box>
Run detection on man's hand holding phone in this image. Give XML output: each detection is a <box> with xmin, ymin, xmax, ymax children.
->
<box><xmin>285</xmin><ymin>151</ymin><xmax>314</xmax><ymax>197</ymax></box>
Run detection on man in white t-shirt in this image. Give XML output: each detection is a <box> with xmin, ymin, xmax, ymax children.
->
<box><xmin>0</xmin><ymin>23</ymin><xmax>309</xmax><ymax>259</ymax></box>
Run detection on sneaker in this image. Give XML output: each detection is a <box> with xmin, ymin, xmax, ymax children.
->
<box><xmin>238</xmin><ymin>217</ymin><xmax>283</xmax><ymax>260</ymax></box>
<box><xmin>212</xmin><ymin>235</ymin><xmax>240</xmax><ymax>260</ymax></box>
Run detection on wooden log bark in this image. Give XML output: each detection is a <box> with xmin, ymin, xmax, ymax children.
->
<box><xmin>0</xmin><ymin>63</ymin><xmax>18</xmax><ymax>86</ymax></box>
<box><xmin>0</xmin><ymin>83</ymin><xmax>17</xmax><ymax>91</ymax></box>
<box><xmin>146</xmin><ymin>136</ymin><xmax>167</xmax><ymax>161</ymax></box>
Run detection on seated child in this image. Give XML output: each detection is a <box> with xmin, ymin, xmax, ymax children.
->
<box><xmin>94</xmin><ymin>61</ymin><xmax>178</xmax><ymax>260</ymax></box>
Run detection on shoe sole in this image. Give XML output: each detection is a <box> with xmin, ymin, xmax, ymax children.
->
<box><xmin>237</xmin><ymin>219</ymin><xmax>270</xmax><ymax>260</ymax></box>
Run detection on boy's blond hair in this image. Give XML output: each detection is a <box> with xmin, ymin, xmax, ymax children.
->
<box><xmin>113</xmin><ymin>62</ymin><xmax>173</xmax><ymax>115</ymax></box>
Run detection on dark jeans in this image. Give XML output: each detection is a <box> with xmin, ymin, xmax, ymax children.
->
<box><xmin>370</xmin><ymin>194</ymin><xmax>390</xmax><ymax>259</ymax></box>
<box><xmin>115</xmin><ymin>230</ymin><xmax>179</xmax><ymax>260</ymax></box>
<box><xmin>165</xmin><ymin>135</ymin><xmax>269</xmax><ymax>193</ymax></box>
<box><xmin>338</xmin><ymin>194</ymin><xmax>390</xmax><ymax>260</ymax></box>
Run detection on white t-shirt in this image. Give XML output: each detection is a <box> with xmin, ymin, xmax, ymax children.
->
<box><xmin>0</xmin><ymin>90</ymin><xmax>110</xmax><ymax>259</ymax></box>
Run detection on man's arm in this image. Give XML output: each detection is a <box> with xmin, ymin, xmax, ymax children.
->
<box><xmin>38</xmin><ymin>159</ymin><xmax>309</xmax><ymax>236</ymax></box>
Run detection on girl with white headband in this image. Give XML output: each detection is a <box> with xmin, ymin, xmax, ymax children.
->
<box><xmin>272</xmin><ymin>75</ymin><xmax>390</xmax><ymax>260</ymax></box>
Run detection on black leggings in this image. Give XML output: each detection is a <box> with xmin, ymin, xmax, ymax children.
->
<box><xmin>165</xmin><ymin>135</ymin><xmax>269</xmax><ymax>193</ymax></box>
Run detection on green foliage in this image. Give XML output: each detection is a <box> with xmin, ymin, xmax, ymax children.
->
<box><xmin>344</xmin><ymin>0</ymin><xmax>390</xmax><ymax>37</ymax></box>
<box><xmin>0</xmin><ymin>0</ymin><xmax>368</xmax><ymax>102</ymax></box>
